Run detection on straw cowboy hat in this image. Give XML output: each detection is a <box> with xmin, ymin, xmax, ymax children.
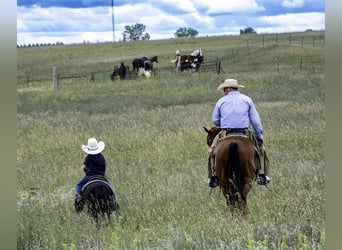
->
<box><xmin>82</xmin><ymin>138</ymin><xmax>105</xmax><ymax>155</ymax></box>
<box><xmin>217</xmin><ymin>78</ymin><xmax>245</xmax><ymax>91</ymax></box>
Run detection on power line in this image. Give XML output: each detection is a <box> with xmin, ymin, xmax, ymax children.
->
<box><xmin>111</xmin><ymin>0</ymin><xmax>115</xmax><ymax>42</ymax></box>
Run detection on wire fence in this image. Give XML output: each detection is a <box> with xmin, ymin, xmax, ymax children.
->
<box><xmin>17</xmin><ymin>32</ymin><xmax>325</xmax><ymax>88</ymax></box>
<box><xmin>18</xmin><ymin>56</ymin><xmax>324</xmax><ymax>88</ymax></box>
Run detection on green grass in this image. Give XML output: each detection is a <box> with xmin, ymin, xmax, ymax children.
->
<box><xmin>17</xmin><ymin>31</ymin><xmax>325</xmax><ymax>249</ymax></box>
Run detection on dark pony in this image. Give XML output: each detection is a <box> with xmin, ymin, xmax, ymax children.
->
<box><xmin>132</xmin><ymin>56</ymin><xmax>158</xmax><ymax>73</ymax></box>
<box><xmin>74</xmin><ymin>176</ymin><xmax>119</xmax><ymax>223</ymax></box>
<box><xmin>144</xmin><ymin>60</ymin><xmax>154</xmax><ymax>72</ymax></box>
<box><xmin>111</xmin><ymin>61</ymin><xmax>128</xmax><ymax>81</ymax></box>
<box><xmin>204</xmin><ymin>126</ymin><xmax>256</xmax><ymax>214</ymax></box>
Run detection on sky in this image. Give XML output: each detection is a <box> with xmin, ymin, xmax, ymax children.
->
<box><xmin>17</xmin><ymin>0</ymin><xmax>325</xmax><ymax>45</ymax></box>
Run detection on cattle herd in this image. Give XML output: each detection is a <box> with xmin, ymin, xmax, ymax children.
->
<box><xmin>110</xmin><ymin>48</ymin><xmax>204</xmax><ymax>81</ymax></box>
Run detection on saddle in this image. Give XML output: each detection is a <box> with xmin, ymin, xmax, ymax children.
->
<box><xmin>81</xmin><ymin>175</ymin><xmax>116</xmax><ymax>196</ymax></box>
<box><xmin>217</xmin><ymin>129</ymin><xmax>266</xmax><ymax>175</ymax></box>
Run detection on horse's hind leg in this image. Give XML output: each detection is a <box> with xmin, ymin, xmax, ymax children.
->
<box><xmin>240</xmin><ymin>178</ymin><xmax>253</xmax><ymax>214</ymax></box>
<box><xmin>111</xmin><ymin>199</ymin><xmax>120</xmax><ymax>214</ymax></box>
<box><xmin>242</xmin><ymin>179</ymin><xmax>253</xmax><ymax>198</ymax></box>
<box><xmin>225</xmin><ymin>194</ymin><xmax>234</xmax><ymax>212</ymax></box>
<box><xmin>104</xmin><ymin>200</ymin><xmax>112</xmax><ymax>225</ymax></box>
<box><xmin>225</xmin><ymin>188</ymin><xmax>238</xmax><ymax>211</ymax></box>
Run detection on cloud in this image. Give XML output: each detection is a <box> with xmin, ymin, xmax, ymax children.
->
<box><xmin>17</xmin><ymin>0</ymin><xmax>112</xmax><ymax>8</ymax></box>
<box><xmin>17</xmin><ymin>0</ymin><xmax>325</xmax><ymax>45</ymax></box>
<box><xmin>282</xmin><ymin>0</ymin><xmax>304</xmax><ymax>8</ymax></box>
<box><xmin>259</xmin><ymin>12</ymin><xmax>325</xmax><ymax>32</ymax></box>
<box><xmin>205</xmin><ymin>0</ymin><xmax>265</xmax><ymax>15</ymax></box>
<box><xmin>157</xmin><ymin>0</ymin><xmax>197</xmax><ymax>13</ymax></box>
<box><xmin>17</xmin><ymin>6</ymin><xmax>111</xmax><ymax>33</ymax></box>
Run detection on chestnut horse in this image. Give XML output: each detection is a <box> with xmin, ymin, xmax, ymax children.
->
<box><xmin>204</xmin><ymin>126</ymin><xmax>256</xmax><ymax>214</ymax></box>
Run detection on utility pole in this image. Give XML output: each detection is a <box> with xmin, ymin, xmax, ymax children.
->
<box><xmin>111</xmin><ymin>0</ymin><xmax>115</xmax><ymax>42</ymax></box>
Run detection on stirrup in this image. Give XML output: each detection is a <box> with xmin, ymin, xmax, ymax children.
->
<box><xmin>256</xmin><ymin>174</ymin><xmax>270</xmax><ymax>185</ymax></box>
<box><xmin>208</xmin><ymin>176</ymin><xmax>219</xmax><ymax>188</ymax></box>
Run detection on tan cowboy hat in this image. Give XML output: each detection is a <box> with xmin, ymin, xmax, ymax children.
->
<box><xmin>82</xmin><ymin>138</ymin><xmax>105</xmax><ymax>155</ymax></box>
<box><xmin>217</xmin><ymin>78</ymin><xmax>245</xmax><ymax>91</ymax></box>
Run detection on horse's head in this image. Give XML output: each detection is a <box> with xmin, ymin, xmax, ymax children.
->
<box><xmin>204</xmin><ymin>126</ymin><xmax>222</xmax><ymax>146</ymax></box>
<box><xmin>150</xmin><ymin>56</ymin><xmax>158</xmax><ymax>63</ymax></box>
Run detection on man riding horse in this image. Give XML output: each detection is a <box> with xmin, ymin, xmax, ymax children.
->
<box><xmin>206</xmin><ymin>78</ymin><xmax>271</xmax><ymax>188</ymax></box>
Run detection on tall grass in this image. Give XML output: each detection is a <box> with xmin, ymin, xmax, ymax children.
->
<box><xmin>17</xmin><ymin>32</ymin><xmax>325</xmax><ymax>249</ymax></box>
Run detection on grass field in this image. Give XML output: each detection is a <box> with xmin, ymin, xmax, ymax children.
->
<box><xmin>17</xmin><ymin>31</ymin><xmax>325</xmax><ymax>249</ymax></box>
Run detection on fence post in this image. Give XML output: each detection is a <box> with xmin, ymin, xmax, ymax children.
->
<box><xmin>217</xmin><ymin>61</ymin><xmax>221</xmax><ymax>75</ymax></box>
<box><xmin>289</xmin><ymin>33</ymin><xmax>291</xmax><ymax>46</ymax></box>
<box><xmin>262</xmin><ymin>35</ymin><xmax>265</xmax><ymax>48</ymax></box>
<box><xmin>246</xmin><ymin>40</ymin><xmax>250</xmax><ymax>55</ymax></box>
<box><xmin>313</xmin><ymin>37</ymin><xmax>315</xmax><ymax>47</ymax></box>
<box><xmin>277</xmin><ymin>57</ymin><xmax>280</xmax><ymax>73</ymax></box>
<box><xmin>215</xmin><ymin>59</ymin><xmax>218</xmax><ymax>73</ymax></box>
<box><xmin>300</xmin><ymin>58</ymin><xmax>303</xmax><ymax>70</ymax></box>
<box><xmin>301</xmin><ymin>36</ymin><xmax>304</xmax><ymax>48</ymax></box>
<box><xmin>52</xmin><ymin>66</ymin><xmax>57</xmax><ymax>89</ymax></box>
<box><xmin>276</xmin><ymin>33</ymin><xmax>278</xmax><ymax>46</ymax></box>
<box><xmin>231</xmin><ymin>48</ymin><xmax>235</xmax><ymax>60</ymax></box>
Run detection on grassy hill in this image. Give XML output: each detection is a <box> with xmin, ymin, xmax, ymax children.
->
<box><xmin>17</xmin><ymin>31</ymin><xmax>325</xmax><ymax>249</ymax></box>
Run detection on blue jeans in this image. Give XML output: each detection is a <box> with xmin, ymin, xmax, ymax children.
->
<box><xmin>76</xmin><ymin>175</ymin><xmax>89</xmax><ymax>195</ymax></box>
<box><xmin>225</xmin><ymin>128</ymin><xmax>247</xmax><ymax>135</ymax></box>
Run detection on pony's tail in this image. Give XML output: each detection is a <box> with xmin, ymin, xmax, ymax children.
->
<box><xmin>227</xmin><ymin>142</ymin><xmax>241</xmax><ymax>192</ymax></box>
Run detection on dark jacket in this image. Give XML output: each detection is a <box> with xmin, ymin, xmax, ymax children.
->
<box><xmin>84</xmin><ymin>153</ymin><xmax>106</xmax><ymax>176</ymax></box>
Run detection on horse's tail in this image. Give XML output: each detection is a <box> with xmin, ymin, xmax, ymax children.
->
<box><xmin>227</xmin><ymin>141</ymin><xmax>242</xmax><ymax>193</ymax></box>
<box><xmin>82</xmin><ymin>181</ymin><xmax>118</xmax><ymax>217</ymax></box>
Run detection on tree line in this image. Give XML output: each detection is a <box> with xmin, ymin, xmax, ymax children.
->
<box><xmin>18</xmin><ymin>23</ymin><xmax>257</xmax><ymax>47</ymax></box>
<box><xmin>121</xmin><ymin>23</ymin><xmax>257</xmax><ymax>41</ymax></box>
<box><xmin>121</xmin><ymin>23</ymin><xmax>200</xmax><ymax>41</ymax></box>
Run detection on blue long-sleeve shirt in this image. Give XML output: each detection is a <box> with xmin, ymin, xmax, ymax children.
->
<box><xmin>212</xmin><ymin>91</ymin><xmax>263</xmax><ymax>139</ymax></box>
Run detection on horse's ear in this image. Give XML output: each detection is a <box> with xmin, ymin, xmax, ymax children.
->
<box><xmin>203</xmin><ymin>127</ymin><xmax>209</xmax><ymax>133</ymax></box>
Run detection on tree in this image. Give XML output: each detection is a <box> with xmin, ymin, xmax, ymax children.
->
<box><xmin>174</xmin><ymin>27</ymin><xmax>199</xmax><ymax>38</ymax></box>
<box><xmin>122</xmin><ymin>23</ymin><xmax>151</xmax><ymax>41</ymax></box>
<box><xmin>141</xmin><ymin>33</ymin><xmax>150</xmax><ymax>41</ymax></box>
<box><xmin>240</xmin><ymin>27</ymin><xmax>257</xmax><ymax>35</ymax></box>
